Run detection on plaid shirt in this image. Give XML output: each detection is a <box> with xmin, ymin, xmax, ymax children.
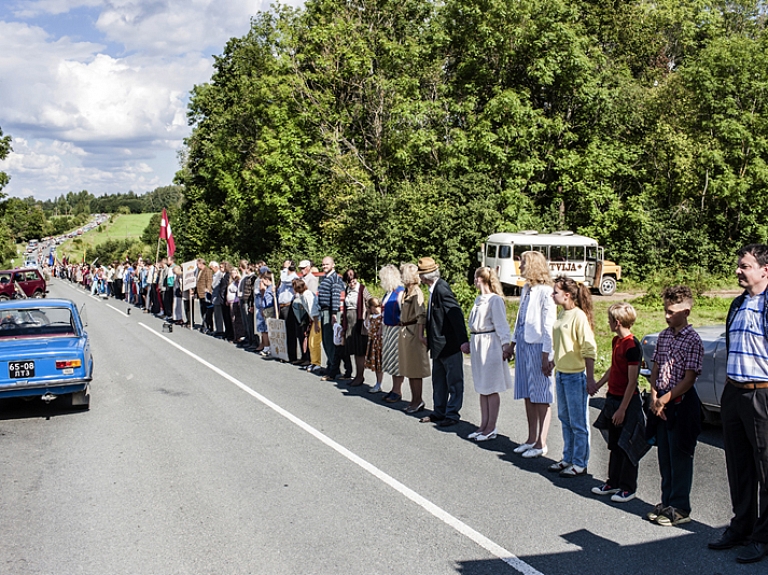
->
<box><xmin>652</xmin><ymin>324</ymin><xmax>704</xmax><ymax>394</ymax></box>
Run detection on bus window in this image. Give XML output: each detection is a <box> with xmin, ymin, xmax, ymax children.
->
<box><xmin>513</xmin><ymin>244</ymin><xmax>531</xmax><ymax>260</ymax></box>
<box><xmin>531</xmin><ymin>245</ymin><xmax>548</xmax><ymax>258</ymax></box>
<box><xmin>486</xmin><ymin>244</ymin><xmax>498</xmax><ymax>259</ymax></box>
<box><xmin>550</xmin><ymin>246</ymin><xmax>567</xmax><ymax>262</ymax></box>
<box><xmin>498</xmin><ymin>245</ymin><xmax>511</xmax><ymax>259</ymax></box>
<box><xmin>586</xmin><ymin>246</ymin><xmax>597</xmax><ymax>260</ymax></box>
<box><xmin>569</xmin><ymin>246</ymin><xmax>585</xmax><ymax>261</ymax></box>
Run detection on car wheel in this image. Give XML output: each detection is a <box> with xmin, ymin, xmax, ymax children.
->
<box><xmin>0</xmin><ymin>294</ymin><xmax>8</xmax><ymax>301</ymax></box>
<box><xmin>599</xmin><ymin>276</ymin><xmax>617</xmax><ymax>296</ymax></box>
<box><xmin>33</xmin><ymin>290</ymin><xmax>44</xmax><ymax>298</ymax></box>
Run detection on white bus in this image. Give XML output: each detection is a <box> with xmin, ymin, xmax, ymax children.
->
<box><xmin>478</xmin><ymin>231</ymin><xmax>622</xmax><ymax>296</ymax></box>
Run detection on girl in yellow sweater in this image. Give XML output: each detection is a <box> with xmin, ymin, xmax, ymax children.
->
<box><xmin>548</xmin><ymin>276</ymin><xmax>597</xmax><ymax>477</ymax></box>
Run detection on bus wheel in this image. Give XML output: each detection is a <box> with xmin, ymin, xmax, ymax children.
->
<box><xmin>598</xmin><ymin>276</ymin><xmax>617</xmax><ymax>296</ymax></box>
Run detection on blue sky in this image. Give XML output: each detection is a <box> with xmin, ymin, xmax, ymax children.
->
<box><xmin>0</xmin><ymin>0</ymin><xmax>302</xmax><ymax>201</ymax></box>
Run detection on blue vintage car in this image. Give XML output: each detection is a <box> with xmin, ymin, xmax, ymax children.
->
<box><xmin>0</xmin><ymin>298</ymin><xmax>93</xmax><ymax>409</ymax></box>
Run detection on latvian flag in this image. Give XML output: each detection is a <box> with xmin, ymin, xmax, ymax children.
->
<box><xmin>160</xmin><ymin>208</ymin><xmax>176</xmax><ymax>257</ymax></box>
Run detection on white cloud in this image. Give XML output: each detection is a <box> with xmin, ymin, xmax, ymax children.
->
<box><xmin>0</xmin><ymin>0</ymin><xmax>305</xmax><ymax>201</ymax></box>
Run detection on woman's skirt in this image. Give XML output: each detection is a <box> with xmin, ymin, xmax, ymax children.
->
<box><xmin>381</xmin><ymin>324</ymin><xmax>400</xmax><ymax>376</ymax></box>
<box><xmin>513</xmin><ymin>339</ymin><xmax>554</xmax><ymax>403</ymax></box>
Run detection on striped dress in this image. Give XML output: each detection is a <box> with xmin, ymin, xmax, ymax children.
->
<box><xmin>513</xmin><ymin>289</ymin><xmax>555</xmax><ymax>403</ymax></box>
<box><xmin>381</xmin><ymin>288</ymin><xmax>403</xmax><ymax>376</ymax></box>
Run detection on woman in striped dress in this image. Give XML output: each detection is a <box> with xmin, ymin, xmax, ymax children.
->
<box><xmin>379</xmin><ymin>265</ymin><xmax>405</xmax><ymax>399</ymax></box>
<box><xmin>510</xmin><ymin>251</ymin><xmax>556</xmax><ymax>459</ymax></box>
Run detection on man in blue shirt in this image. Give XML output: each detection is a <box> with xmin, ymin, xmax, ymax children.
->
<box><xmin>710</xmin><ymin>244</ymin><xmax>768</xmax><ymax>563</ymax></box>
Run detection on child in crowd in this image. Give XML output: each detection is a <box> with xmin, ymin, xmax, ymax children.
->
<box><xmin>589</xmin><ymin>303</ymin><xmax>650</xmax><ymax>503</ymax></box>
<box><xmin>548</xmin><ymin>276</ymin><xmax>597</xmax><ymax>478</ymax></box>
<box><xmin>365</xmin><ymin>298</ymin><xmax>384</xmax><ymax>393</ymax></box>
<box><xmin>646</xmin><ymin>285</ymin><xmax>704</xmax><ymax>526</ymax></box>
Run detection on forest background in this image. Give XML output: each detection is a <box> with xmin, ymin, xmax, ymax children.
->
<box><xmin>2</xmin><ymin>0</ymin><xmax>768</xmax><ymax>292</ymax></box>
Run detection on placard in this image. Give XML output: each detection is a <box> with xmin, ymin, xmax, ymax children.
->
<box><xmin>267</xmin><ymin>318</ymin><xmax>289</xmax><ymax>361</ymax></box>
<box><xmin>181</xmin><ymin>260</ymin><xmax>197</xmax><ymax>291</ymax></box>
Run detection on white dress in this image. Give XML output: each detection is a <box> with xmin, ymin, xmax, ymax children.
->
<box><xmin>468</xmin><ymin>293</ymin><xmax>514</xmax><ymax>395</ymax></box>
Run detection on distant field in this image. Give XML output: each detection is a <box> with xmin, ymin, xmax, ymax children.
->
<box><xmin>59</xmin><ymin>213</ymin><xmax>156</xmax><ymax>262</ymax></box>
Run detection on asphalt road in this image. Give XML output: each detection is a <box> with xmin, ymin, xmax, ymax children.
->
<box><xmin>0</xmin><ymin>279</ymin><xmax>751</xmax><ymax>575</ymax></box>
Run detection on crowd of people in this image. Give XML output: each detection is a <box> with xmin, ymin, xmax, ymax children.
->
<box><xmin>53</xmin><ymin>243</ymin><xmax>768</xmax><ymax>565</ymax></box>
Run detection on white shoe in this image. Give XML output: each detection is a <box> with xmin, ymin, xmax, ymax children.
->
<box><xmin>475</xmin><ymin>429</ymin><xmax>498</xmax><ymax>442</ymax></box>
<box><xmin>260</xmin><ymin>347</ymin><xmax>271</xmax><ymax>356</ymax></box>
<box><xmin>513</xmin><ymin>442</ymin><xmax>534</xmax><ymax>454</ymax></box>
<box><xmin>369</xmin><ymin>382</ymin><xmax>382</xmax><ymax>393</ymax></box>
<box><xmin>467</xmin><ymin>430</ymin><xmax>482</xmax><ymax>440</ymax></box>
<box><xmin>521</xmin><ymin>446</ymin><xmax>548</xmax><ymax>458</ymax></box>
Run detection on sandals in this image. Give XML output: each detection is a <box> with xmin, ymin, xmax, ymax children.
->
<box><xmin>383</xmin><ymin>392</ymin><xmax>402</xmax><ymax>403</ymax></box>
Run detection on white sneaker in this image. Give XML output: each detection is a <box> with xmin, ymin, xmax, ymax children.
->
<box><xmin>369</xmin><ymin>382</ymin><xmax>382</xmax><ymax>393</ymax></box>
<box><xmin>522</xmin><ymin>446</ymin><xmax>548</xmax><ymax>458</ymax></box>
<box><xmin>260</xmin><ymin>347</ymin><xmax>271</xmax><ymax>356</ymax></box>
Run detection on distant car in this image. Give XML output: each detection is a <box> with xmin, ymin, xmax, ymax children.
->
<box><xmin>0</xmin><ymin>268</ymin><xmax>47</xmax><ymax>300</ymax></box>
<box><xmin>0</xmin><ymin>298</ymin><xmax>93</xmax><ymax>409</ymax></box>
<box><xmin>640</xmin><ymin>325</ymin><xmax>727</xmax><ymax>423</ymax></box>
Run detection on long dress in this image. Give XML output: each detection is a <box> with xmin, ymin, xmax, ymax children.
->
<box><xmin>397</xmin><ymin>286</ymin><xmax>430</xmax><ymax>378</ymax></box>
<box><xmin>468</xmin><ymin>293</ymin><xmax>514</xmax><ymax>394</ymax></box>
<box><xmin>513</xmin><ymin>286</ymin><xmax>555</xmax><ymax>403</ymax></box>
<box><xmin>381</xmin><ymin>288</ymin><xmax>403</xmax><ymax>376</ymax></box>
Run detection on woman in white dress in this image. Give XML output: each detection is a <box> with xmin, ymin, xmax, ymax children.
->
<box><xmin>460</xmin><ymin>267</ymin><xmax>513</xmax><ymax>441</ymax></box>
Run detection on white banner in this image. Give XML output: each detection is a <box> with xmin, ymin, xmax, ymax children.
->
<box><xmin>181</xmin><ymin>260</ymin><xmax>197</xmax><ymax>291</ymax></box>
<box><xmin>267</xmin><ymin>318</ymin><xmax>289</xmax><ymax>361</ymax></box>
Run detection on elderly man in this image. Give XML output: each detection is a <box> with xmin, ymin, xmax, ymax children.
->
<box><xmin>316</xmin><ymin>257</ymin><xmax>345</xmax><ymax>377</ymax></box>
<box><xmin>709</xmin><ymin>244</ymin><xmax>768</xmax><ymax>564</ymax></box>
<box><xmin>417</xmin><ymin>257</ymin><xmax>468</xmax><ymax>427</ymax></box>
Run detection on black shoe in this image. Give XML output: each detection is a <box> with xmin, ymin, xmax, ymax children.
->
<box><xmin>736</xmin><ymin>542</ymin><xmax>768</xmax><ymax>564</ymax></box>
<box><xmin>437</xmin><ymin>418</ymin><xmax>459</xmax><ymax>428</ymax></box>
<box><xmin>709</xmin><ymin>528</ymin><xmax>749</xmax><ymax>550</ymax></box>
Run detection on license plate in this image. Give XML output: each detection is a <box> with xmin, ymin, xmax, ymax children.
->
<box><xmin>8</xmin><ymin>361</ymin><xmax>35</xmax><ymax>379</ymax></box>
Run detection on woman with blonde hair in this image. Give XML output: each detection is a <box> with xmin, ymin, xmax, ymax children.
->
<box><xmin>397</xmin><ymin>263</ymin><xmax>430</xmax><ymax>413</ymax></box>
<box><xmin>510</xmin><ymin>250</ymin><xmax>556</xmax><ymax>458</ymax></box>
<box><xmin>460</xmin><ymin>267</ymin><xmax>513</xmax><ymax>441</ymax></box>
<box><xmin>379</xmin><ymin>265</ymin><xmax>405</xmax><ymax>398</ymax></box>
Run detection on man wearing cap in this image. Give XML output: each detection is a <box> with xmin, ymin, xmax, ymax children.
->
<box><xmin>299</xmin><ymin>259</ymin><xmax>318</xmax><ymax>294</ymax></box>
<box><xmin>709</xmin><ymin>243</ymin><xmax>768</xmax><ymax>563</ymax></box>
<box><xmin>417</xmin><ymin>257</ymin><xmax>468</xmax><ymax>427</ymax></box>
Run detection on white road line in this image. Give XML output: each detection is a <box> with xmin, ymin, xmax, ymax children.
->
<box><xmin>106</xmin><ymin>304</ymin><xmax>129</xmax><ymax>317</ymax></box>
<box><xmin>138</xmin><ymin>321</ymin><xmax>545</xmax><ymax>575</ymax></box>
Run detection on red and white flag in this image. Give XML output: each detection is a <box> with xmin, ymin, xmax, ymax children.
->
<box><xmin>159</xmin><ymin>208</ymin><xmax>176</xmax><ymax>257</ymax></box>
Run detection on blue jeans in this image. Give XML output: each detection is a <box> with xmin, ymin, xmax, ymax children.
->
<box><xmin>556</xmin><ymin>370</ymin><xmax>590</xmax><ymax>468</ymax></box>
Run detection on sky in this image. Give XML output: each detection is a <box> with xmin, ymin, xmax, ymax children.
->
<box><xmin>0</xmin><ymin>0</ymin><xmax>303</xmax><ymax>202</ymax></box>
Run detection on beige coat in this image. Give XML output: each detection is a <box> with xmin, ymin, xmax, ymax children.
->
<box><xmin>397</xmin><ymin>285</ymin><xmax>431</xmax><ymax>378</ymax></box>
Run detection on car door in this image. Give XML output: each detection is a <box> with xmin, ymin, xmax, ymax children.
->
<box><xmin>714</xmin><ymin>335</ymin><xmax>728</xmax><ymax>407</ymax></box>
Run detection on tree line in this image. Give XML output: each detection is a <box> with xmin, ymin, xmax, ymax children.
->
<box><xmin>0</xmin><ymin>146</ymin><xmax>182</xmax><ymax>266</ymax></box>
<box><xmin>172</xmin><ymin>0</ymin><xmax>768</xmax><ymax>284</ymax></box>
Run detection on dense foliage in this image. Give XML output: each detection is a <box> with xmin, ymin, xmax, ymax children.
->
<box><xmin>174</xmin><ymin>0</ymin><xmax>768</xmax><ymax>283</ymax></box>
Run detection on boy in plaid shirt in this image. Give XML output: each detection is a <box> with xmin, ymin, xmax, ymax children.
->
<box><xmin>647</xmin><ymin>285</ymin><xmax>704</xmax><ymax>526</ymax></box>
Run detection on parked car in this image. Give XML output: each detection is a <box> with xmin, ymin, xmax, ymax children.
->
<box><xmin>0</xmin><ymin>298</ymin><xmax>93</xmax><ymax>408</ymax></box>
<box><xmin>0</xmin><ymin>268</ymin><xmax>47</xmax><ymax>300</ymax></box>
<box><xmin>639</xmin><ymin>325</ymin><xmax>727</xmax><ymax>423</ymax></box>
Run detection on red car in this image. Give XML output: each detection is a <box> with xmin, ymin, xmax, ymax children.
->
<box><xmin>0</xmin><ymin>268</ymin><xmax>48</xmax><ymax>300</ymax></box>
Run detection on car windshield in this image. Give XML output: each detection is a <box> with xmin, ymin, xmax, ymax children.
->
<box><xmin>0</xmin><ymin>307</ymin><xmax>76</xmax><ymax>338</ymax></box>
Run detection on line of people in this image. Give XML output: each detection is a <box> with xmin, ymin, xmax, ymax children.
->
<box><xmin>53</xmin><ymin>244</ymin><xmax>768</xmax><ymax>565</ymax></box>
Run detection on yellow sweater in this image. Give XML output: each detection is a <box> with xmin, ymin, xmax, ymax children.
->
<box><xmin>553</xmin><ymin>307</ymin><xmax>597</xmax><ymax>373</ymax></box>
